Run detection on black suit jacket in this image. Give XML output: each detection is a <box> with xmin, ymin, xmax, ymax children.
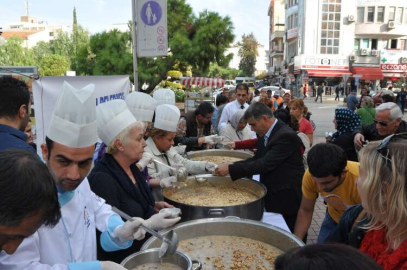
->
<box><xmin>88</xmin><ymin>154</ymin><xmax>155</xmax><ymax>262</ymax></box>
<box><xmin>229</xmin><ymin>120</ymin><xmax>304</xmax><ymax>216</ymax></box>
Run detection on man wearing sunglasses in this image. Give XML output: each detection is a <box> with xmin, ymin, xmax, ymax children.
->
<box><xmin>354</xmin><ymin>102</ymin><xmax>407</xmax><ymax>149</ymax></box>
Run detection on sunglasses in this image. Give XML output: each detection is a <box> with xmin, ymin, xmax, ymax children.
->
<box><xmin>377</xmin><ymin>133</ymin><xmax>407</xmax><ymax>168</ymax></box>
<box><xmin>373</xmin><ymin>119</ymin><xmax>389</xmax><ymax>127</ymax></box>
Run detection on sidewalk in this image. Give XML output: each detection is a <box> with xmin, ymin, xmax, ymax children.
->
<box><xmin>307</xmin><ymin>196</ymin><xmax>327</xmax><ymax>244</ymax></box>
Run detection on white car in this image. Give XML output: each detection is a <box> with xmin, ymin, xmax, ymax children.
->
<box><xmin>258</xmin><ymin>86</ymin><xmax>289</xmax><ymax>95</ymax></box>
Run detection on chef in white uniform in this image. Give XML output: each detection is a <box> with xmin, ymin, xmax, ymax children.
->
<box><xmin>0</xmin><ymin>82</ymin><xmax>179</xmax><ymax>270</ymax></box>
<box><xmin>153</xmin><ymin>88</ymin><xmax>176</xmax><ymax>105</ymax></box>
<box><xmin>141</xmin><ymin>104</ymin><xmax>217</xmax><ymax>200</ymax></box>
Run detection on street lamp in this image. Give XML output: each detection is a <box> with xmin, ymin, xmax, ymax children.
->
<box><xmin>0</xmin><ymin>28</ymin><xmax>6</xmax><ymax>46</ymax></box>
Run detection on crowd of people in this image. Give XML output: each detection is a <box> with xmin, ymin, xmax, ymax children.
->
<box><xmin>0</xmin><ymin>76</ymin><xmax>406</xmax><ymax>270</ymax></box>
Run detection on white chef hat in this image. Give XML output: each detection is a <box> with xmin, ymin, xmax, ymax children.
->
<box><xmin>154</xmin><ymin>104</ymin><xmax>180</xmax><ymax>132</ymax></box>
<box><xmin>153</xmin><ymin>89</ymin><xmax>175</xmax><ymax>105</ymax></box>
<box><xmin>125</xmin><ymin>92</ymin><xmax>157</xmax><ymax>122</ymax></box>
<box><xmin>47</xmin><ymin>81</ymin><xmax>98</xmax><ymax>148</ymax></box>
<box><xmin>96</xmin><ymin>99</ymin><xmax>137</xmax><ymax>145</ymax></box>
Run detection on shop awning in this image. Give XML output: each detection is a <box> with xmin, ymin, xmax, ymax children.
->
<box><xmin>305</xmin><ymin>69</ymin><xmax>351</xmax><ymax>77</ymax></box>
<box><xmin>180</xmin><ymin>77</ymin><xmax>224</xmax><ymax>87</ymax></box>
<box><xmin>352</xmin><ymin>67</ymin><xmax>384</xmax><ymax>80</ymax></box>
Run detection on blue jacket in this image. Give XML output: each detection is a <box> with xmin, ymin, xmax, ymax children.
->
<box><xmin>0</xmin><ymin>124</ymin><xmax>35</xmax><ymax>152</ymax></box>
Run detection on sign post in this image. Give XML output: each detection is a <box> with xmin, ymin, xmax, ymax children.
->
<box><xmin>131</xmin><ymin>0</ymin><xmax>139</xmax><ymax>91</ymax></box>
<box><xmin>136</xmin><ymin>0</ymin><xmax>168</xmax><ymax>58</ymax></box>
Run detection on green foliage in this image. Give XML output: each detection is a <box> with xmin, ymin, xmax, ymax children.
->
<box><xmin>39</xmin><ymin>55</ymin><xmax>70</xmax><ymax>76</ymax></box>
<box><xmin>0</xmin><ymin>37</ymin><xmax>32</xmax><ymax>66</ymax></box>
<box><xmin>138</xmin><ymin>0</ymin><xmax>235</xmax><ymax>93</ymax></box>
<box><xmin>255</xmin><ymin>71</ymin><xmax>267</xmax><ymax>80</ymax></box>
<box><xmin>172</xmin><ymin>88</ymin><xmax>186</xmax><ymax>102</ymax></box>
<box><xmin>207</xmin><ymin>63</ymin><xmax>240</xmax><ymax>79</ymax></box>
<box><xmin>238</xmin><ymin>33</ymin><xmax>259</xmax><ymax>77</ymax></box>
<box><xmin>167</xmin><ymin>70</ymin><xmax>183</xmax><ymax>79</ymax></box>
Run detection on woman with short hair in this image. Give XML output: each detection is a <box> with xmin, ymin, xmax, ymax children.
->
<box><xmin>356</xmin><ymin>96</ymin><xmax>376</xmax><ymax>125</ymax></box>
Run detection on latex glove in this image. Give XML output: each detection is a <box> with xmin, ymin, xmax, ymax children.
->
<box><xmin>204</xmin><ymin>135</ymin><xmax>217</xmax><ymax>145</ymax></box>
<box><xmin>142</xmin><ymin>211</ymin><xmax>181</xmax><ymax>231</ymax></box>
<box><xmin>137</xmin><ymin>156</ymin><xmax>152</xmax><ymax>169</ymax></box>
<box><xmin>101</xmin><ymin>261</ymin><xmax>127</xmax><ymax>270</ymax></box>
<box><xmin>205</xmin><ymin>162</ymin><xmax>218</xmax><ymax>173</ymax></box>
<box><xmin>114</xmin><ymin>217</ymin><xmax>146</xmax><ymax>241</ymax></box>
<box><xmin>174</xmin><ymin>144</ymin><xmax>187</xmax><ymax>155</ymax></box>
<box><xmin>160</xmin><ymin>176</ymin><xmax>177</xmax><ymax>188</ymax></box>
<box><xmin>354</xmin><ymin>133</ymin><xmax>365</xmax><ymax>149</ymax></box>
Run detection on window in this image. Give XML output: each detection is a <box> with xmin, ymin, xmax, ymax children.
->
<box><xmin>357</xmin><ymin>7</ymin><xmax>364</xmax><ymax>23</ymax></box>
<box><xmin>367</xmin><ymin>7</ymin><xmax>375</xmax><ymax>22</ymax></box>
<box><xmin>320</xmin><ymin>0</ymin><xmax>341</xmax><ymax>54</ymax></box>
<box><xmin>405</xmin><ymin>8</ymin><xmax>407</xmax><ymax>24</ymax></box>
<box><xmin>396</xmin><ymin>7</ymin><xmax>403</xmax><ymax>24</ymax></box>
<box><xmin>371</xmin><ymin>39</ymin><xmax>378</xmax><ymax>50</ymax></box>
<box><xmin>390</xmin><ymin>39</ymin><xmax>398</xmax><ymax>49</ymax></box>
<box><xmin>400</xmin><ymin>40</ymin><xmax>406</xmax><ymax>50</ymax></box>
<box><xmin>294</xmin><ymin>13</ymin><xmax>298</xmax><ymax>28</ymax></box>
<box><xmin>389</xmin><ymin>7</ymin><xmax>396</xmax><ymax>21</ymax></box>
<box><xmin>354</xmin><ymin>39</ymin><xmax>360</xmax><ymax>50</ymax></box>
<box><xmin>361</xmin><ymin>39</ymin><xmax>369</xmax><ymax>49</ymax></box>
<box><xmin>377</xmin><ymin>7</ymin><xmax>384</xmax><ymax>23</ymax></box>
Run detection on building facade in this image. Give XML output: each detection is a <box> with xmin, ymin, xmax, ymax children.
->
<box><xmin>267</xmin><ymin>0</ymin><xmax>286</xmax><ymax>83</ymax></box>
<box><xmin>3</xmin><ymin>16</ymin><xmax>71</xmax><ymax>48</ymax></box>
<box><xmin>282</xmin><ymin>0</ymin><xmax>407</xmax><ymax>95</ymax></box>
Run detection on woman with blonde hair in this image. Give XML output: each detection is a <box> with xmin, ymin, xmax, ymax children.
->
<box><xmin>327</xmin><ymin>133</ymin><xmax>407</xmax><ymax>270</ymax></box>
<box><xmin>288</xmin><ymin>99</ymin><xmax>314</xmax><ymax>145</ymax></box>
<box><xmin>356</xmin><ymin>96</ymin><xmax>376</xmax><ymax>125</ymax></box>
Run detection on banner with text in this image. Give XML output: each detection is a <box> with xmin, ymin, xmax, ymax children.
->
<box><xmin>137</xmin><ymin>0</ymin><xmax>168</xmax><ymax>57</ymax></box>
<box><xmin>33</xmin><ymin>76</ymin><xmax>130</xmax><ymax>155</ymax></box>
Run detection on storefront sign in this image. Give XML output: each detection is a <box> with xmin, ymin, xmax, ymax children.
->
<box><xmin>287</xmin><ymin>28</ymin><xmax>298</xmax><ymax>40</ymax></box>
<box><xmin>380</xmin><ymin>64</ymin><xmax>407</xmax><ymax>72</ymax></box>
<box><xmin>295</xmin><ymin>55</ymin><xmax>349</xmax><ymax>70</ymax></box>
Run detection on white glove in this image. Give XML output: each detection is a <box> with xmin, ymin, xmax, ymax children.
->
<box><xmin>160</xmin><ymin>176</ymin><xmax>177</xmax><ymax>188</ymax></box>
<box><xmin>174</xmin><ymin>145</ymin><xmax>187</xmax><ymax>155</ymax></box>
<box><xmin>205</xmin><ymin>162</ymin><xmax>218</xmax><ymax>173</ymax></box>
<box><xmin>204</xmin><ymin>135</ymin><xmax>217</xmax><ymax>145</ymax></box>
<box><xmin>142</xmin><ymin>211</ymin><xmax>181</xmax><ymax>231</ymax></box>
<box><xmin>137</xmin><ymin>156</ymin><xmax>152</xmax><ymax>169</ymax></box>
<box><xmin>114</xmin><ymin>217</ymin><xmax>146</xmax><ymax>241</ymax></box>
<box><xmin>100</xmin><ymin>261</ymin><xmax>127</xmax><ymax>270</ymax></box>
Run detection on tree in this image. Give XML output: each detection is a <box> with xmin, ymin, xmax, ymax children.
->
<box><xmin>138</xmin><ymin>0</ymin><xmax>235</xmax><ymax>93</ymax></box>
<box><xmin>39</xmin><ymin>55</ymin><xmax>70</xmax><ymax>76</ymax></box>
<box><xmin>207</xmin><ymin>63</ymin><xmax>240</xmax><ymax>79</ymax></box>
<box><xmin>0</xmin><ymin>37</ymin><xmax>33</xmax><ymax>66</ymax></box>
<box><xmin>238</xmin><ymin>33</ymin><xmax>259</xmax><ymax>77</ymax></box>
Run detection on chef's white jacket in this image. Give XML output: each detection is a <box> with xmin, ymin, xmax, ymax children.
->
<box><xmin>0</xmin><ymin>179</ymin><xmax>132</xmax><ymax>270</ymax></box>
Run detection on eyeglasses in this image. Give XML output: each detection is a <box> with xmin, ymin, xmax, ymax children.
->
<box><xmin>377</xmin><ymin>133</ymin><xmax>407</xmax><ymax>168</ymax></box>
<box><xmin>373</xmin><ymin>119</ymin><xmax>389</xmax><ymax>127</ymax></box>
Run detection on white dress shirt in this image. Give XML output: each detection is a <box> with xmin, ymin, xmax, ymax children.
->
<box><xmin>218</xmin><ymin>100</ymin><xmax>249</xmax><ymax>132</ymax></box>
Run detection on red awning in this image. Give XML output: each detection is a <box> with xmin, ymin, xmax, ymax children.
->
<box><xmin>180</xmin><ymin>77</ymin><xmax>224</xmax><ymax>87</ymax></box>
<box><xmin>305</xmin><ymin>69</ymin><xmax>351</xmax><ymax>77</ymax></box>
<box><xmin>352</xmin><ymin>67</ymin><xmax>384</xmax><ymax>80</ymax></box>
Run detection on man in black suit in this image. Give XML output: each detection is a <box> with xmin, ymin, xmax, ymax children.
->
<box><xmin>215</xmin><ymin>102</ymin><xmax>304</xmax><ymax>232</ymax></box>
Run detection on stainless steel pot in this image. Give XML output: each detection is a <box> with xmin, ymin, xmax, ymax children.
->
<box><xmin>163</xmin><ymin>175</ymin><xmax>266</xmax><ymax>221</ymax></box>
<box><xmin>142</xmin><ymin>217</ymin><xmax>304</xmax><ymax>257</ymax></box>
<box><xmin>186</xmin><ymin>149</ymin><xmax>253</xmax><ymax>160</ymax></box>
<box><xmin>121</xmin><ymin>248</ymin><xmax>202</xmax><ymax>270</ymax></box>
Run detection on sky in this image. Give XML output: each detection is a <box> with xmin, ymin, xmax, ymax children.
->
<box><xmin>0</xmin><ymin>0</ymin><xmax>270</xmax><ymax>46</ymax></box>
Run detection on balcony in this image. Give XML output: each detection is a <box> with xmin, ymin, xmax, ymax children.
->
<box><xmin>270</xmin><ymin>30</ymin><xmax>284</xmax><ymax>42</ymax></box>
<box><xmin>270</xmin><ymin>50</ymin><xmax>284</xmax><ymax>58</ymax></box>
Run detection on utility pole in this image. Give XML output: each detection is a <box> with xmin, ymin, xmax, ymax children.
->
<box><xmin>131</xmin><ymin>0</ymin><xmax>139</xmax><ymax>92</ymax></box>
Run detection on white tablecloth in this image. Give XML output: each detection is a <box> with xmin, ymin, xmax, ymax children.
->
<box><xmin>261</xmin><ymin>212</ymin><xmax>291</xmax><ymax>232</ymax></box>
<box><xmin>252</xmin><ymin>175</ymin><xmax>291</xmax><ymax>232</ymax></box>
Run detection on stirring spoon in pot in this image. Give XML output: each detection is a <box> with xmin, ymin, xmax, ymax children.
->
<box><xmin>112</xmin><ymin>207</ymin><xmax>179</xmax><ymax>258</ymax></box>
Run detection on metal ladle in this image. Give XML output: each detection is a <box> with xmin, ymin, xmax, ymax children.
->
<box><xmin>112</xmin><ymin>207</ymin><xmax>179</xmax><ymax>258</ymax></box>
<box><xmin>152</xmin><ymin>159</ymin><xmax>179</xmax><ymax>172</ymax></box>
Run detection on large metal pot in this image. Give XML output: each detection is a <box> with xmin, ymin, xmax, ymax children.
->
<box><xmin>186</xmin><ymin>149</ymin><xmax>253</xmax><ymax>160</ymax></box>
<box><xmin>121</xmin><ymin>248</ymin><xmax>202</xmax><ymax>270</ymax></box>
<box><xmin>142</xmin><ymin>217</ymin><xmax>304</xmax><ymax>267</ymax></box>
<box><xmin>163</xmin><ymin>175</ymin><xmax>266</xmax><ymax>221</ymax></box>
